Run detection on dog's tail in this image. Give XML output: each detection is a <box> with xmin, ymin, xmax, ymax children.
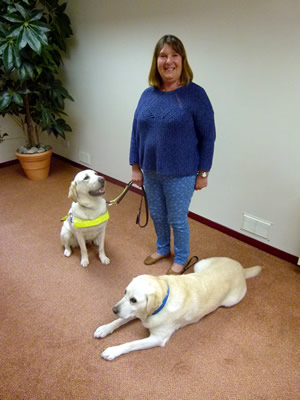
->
<box><xmin>244</xmin><ymin>266</ymin><xmax>262</xmax><ymax>279</ymax></box>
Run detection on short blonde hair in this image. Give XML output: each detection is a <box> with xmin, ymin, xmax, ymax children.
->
<box><xmin>148</xmin><ymin>35</ymin><xmax>193</xmax><ymax>89</ymax></box>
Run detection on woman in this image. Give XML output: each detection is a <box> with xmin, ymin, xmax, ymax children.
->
<box><xmin>130</xmin><ymin>34</ymin><xmax>216</xmax><ymax>274</ymax></box>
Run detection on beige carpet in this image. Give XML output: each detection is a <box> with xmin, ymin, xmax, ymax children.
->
<box><xmin>0</xmin><ymin>157</ymin><xmax>299</xmax><ymax>400</ymax></box>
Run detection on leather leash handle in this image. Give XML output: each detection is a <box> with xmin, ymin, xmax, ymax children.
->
<box><xmin>136</xmin><ymin>185</ymin><xmax>149</xmax><ymax>228</ymax></box>
<box><xmin>181</xmin><ymin>255</ymin><xmax>199</xmax><ymax>274</ymax></box>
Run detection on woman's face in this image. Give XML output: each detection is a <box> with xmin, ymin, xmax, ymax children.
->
<box><xmin>157</xmin><ymin>44</ymin><xmax>182</xmax><ymax>85</ymax></box>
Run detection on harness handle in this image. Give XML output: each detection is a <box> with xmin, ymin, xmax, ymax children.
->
<box><xmin>106</xmin><ymin>180</ymin><xmax>133</xmax><ymax>206</ymax></box>
<box><xmin>107</xmin><ymin>180</ymin><xmax>149</xmax><ymax>228</ymax></box>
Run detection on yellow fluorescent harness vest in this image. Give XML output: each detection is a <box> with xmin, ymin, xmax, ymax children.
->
<box><xmin>61</xmin><ymin>210</ymin><xmax>109</xmax><ymax>228</ymax></box>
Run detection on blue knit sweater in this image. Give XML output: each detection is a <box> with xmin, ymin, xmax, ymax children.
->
<box><xmin>129</xmin><ymin>82</ymin><xmax>216</xmax><ymax>176</ymax></box>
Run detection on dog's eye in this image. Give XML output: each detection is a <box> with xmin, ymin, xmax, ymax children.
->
<box><xmin>130</xmin><ymin>298</ymin><xmax>137</xmax><ymax>304</ymax></box>
<box><xmin>84</xmin><ymin>175</ymin><xmax>89</xmax><ymax>180</ymax></box>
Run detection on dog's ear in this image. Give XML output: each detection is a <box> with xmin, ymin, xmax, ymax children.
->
<box><xmin>68</xmin><ymin>181</ymin><xmax>78</xmax><ymax>202</ymax></box>
<box><xmin>146</xmin><ymin>292</ymin><xmax>163</xmax><ymax>316</ymax></box>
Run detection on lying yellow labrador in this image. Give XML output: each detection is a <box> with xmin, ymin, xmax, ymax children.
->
<box><xmin>94</xmin><ymin>257</ymin><xmax>261</xmax><ymax>360</ymax></box>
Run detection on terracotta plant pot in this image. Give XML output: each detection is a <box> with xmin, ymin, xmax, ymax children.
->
<box><xmin>15</xmin><ymin>148</ymin><xmax>53</xmax><ymax>181</ymax></box>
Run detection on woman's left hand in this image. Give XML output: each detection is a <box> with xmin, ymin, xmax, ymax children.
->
<box><xmin>195</xmin><ymin>176</ymin><xmax>208</xmax><ymax>190</ymax></box>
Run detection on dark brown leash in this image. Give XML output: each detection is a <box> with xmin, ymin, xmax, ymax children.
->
<box><xmin>181</xmin><ymin>255</ymin><xmax>199</xmax><ymax>274</ymax></box>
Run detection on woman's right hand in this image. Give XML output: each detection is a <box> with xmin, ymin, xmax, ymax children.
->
<box><xmin>131</xmin><ymin>164</ymin><xmax>143</xmax><ymax>187</ymax></box>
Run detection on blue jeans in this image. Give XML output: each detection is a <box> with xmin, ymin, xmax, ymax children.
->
<box><xmin>143</xmin><ymin>171</ymin><xmax>196</xmax><ymax>265</ymax></box>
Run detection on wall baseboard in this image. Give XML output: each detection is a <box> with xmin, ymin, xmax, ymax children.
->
<box><xmin>0</xmin><ymin>159</ymin><xmax>18</xmax><ymax>168</ymax></box>
<box><xmin>188</xmin><ymin>211</ymin><xmax>298</xmax><ymax>265</ymax></box>
<box><xmin>2</xmin><ymin>153</ymin><xmax>298</xmax><ymax>265</ymax></box>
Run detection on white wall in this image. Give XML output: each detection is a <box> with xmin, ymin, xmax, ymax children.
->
<box><xmin>1</xmin><ymin>0</ymin><xmax>299</xmax><ymax>258</ymax></box>
<box><xmin>0</xmin><ymin>117</ymin><xmax>24</xmax><ymax>159</ymax></box>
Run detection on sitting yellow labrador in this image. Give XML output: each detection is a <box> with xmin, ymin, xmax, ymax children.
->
<box><xmin>94</xmin><ymin>257</ymin><xmax>261</xmax><ymax>360</ymax></box>
<box><xmin>60</xmin><ymin>169</ymin><xmax>110</xmax><ymax>267</ymax></box>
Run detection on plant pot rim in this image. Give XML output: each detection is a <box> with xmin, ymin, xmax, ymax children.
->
<box><xmin>16</xmin><ymin>147</ymin><xmax>53</xmax><ymax>156</ymax></box>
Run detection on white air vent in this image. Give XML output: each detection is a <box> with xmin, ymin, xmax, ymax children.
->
<box><xmin>242</xmin><ymin>213</ymin><xmax>272</xmax><ymax>240</ymax></box>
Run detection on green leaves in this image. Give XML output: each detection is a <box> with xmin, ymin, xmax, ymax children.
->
<box><xmin>3</xmin><ymin>42</ymin><xmax>14</xmax><ymax>70</ymax></box>
<box><xmin>20</xmin><ymin>26</ymin><xmax>42</xmax><ymax>53</ymax></box>
<box><xmin>35</xmin><ymin>106</ymin><xmax>72</xmax><ymax>139</ymax></box>
<box><xmin>0</xmin><ymin>1</ymin><xmax>73</xmax><ymax>143</ymax></box>
<box><xmin>0</xmin><ymin>91</ymin><xmax>12</xmax><ymax>111</ymax></box>
<box><xmin>3</xmin><ymin>13</ymin><xmax>24</xmax><ymax>24</ymax></box>
<box><xmin>3</xmin><ymin>8</ymin><xmax>50</xmax><ymax>55</ymax></box>
<box><xmin>14</xmin><ymin>4</ymin><xmax>29</xmax><ymax>20</ymax></box>
<box><xmin>0</xmin><ymin>131</ymin><xmax>9</xmax><ymax>143</ymax></box>
<box><xmin>13</xmin><ymin>92</ymin><xmax>23</xmax><ymax>105</ymax></box>
<box><xmin>18</xmin><ymin>62</ymin><xmax>35</xmax><ymax>80</ymax></box>
<box><xmin>53</xmin><ymin>119</ymin><xmax>72</xmax><ymax>138</ymax></box>
<box><xmin>0</xmin><ymin>89</ymin><xmax>24</xmax><ymax>112</ymax></box>
<box><xmin>49</xmin><ymin>79</ymin><xmax>74</xmax><ymax>108</ymax></box>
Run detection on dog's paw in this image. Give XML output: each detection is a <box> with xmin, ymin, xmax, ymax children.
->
<box><xmin>80</xmin><ymin>258</ymin><xmax>89</xmax><ymax>267</ymax></box>
<box><xmin>64</xmin><ymin>248</ymin><xmax>72</xmax><ymax>257</ymax></box>
<box><xmin>100</xmin><ymin>255</ymin><xmax>110</xmax><ymax>265</ymax></box>
<box><xmin>101</xmin><ymin>346</ymin><xmax>122</xmax><ymax>361</ymax></box>
<box><xmin>94</xmin><ymin>324</ymin><xmax>112</xmax><ymax>338</ymax></box>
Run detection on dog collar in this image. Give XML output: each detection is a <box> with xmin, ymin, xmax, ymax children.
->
<box><xmin>61</xmin><ymin>210</ymin><xmax>109</xmax><ymax>228</ymax></box>
<box><xmin>151</xmin><ymin>286</ymin><xmax>170</xmax><ymax>316</ymax></box>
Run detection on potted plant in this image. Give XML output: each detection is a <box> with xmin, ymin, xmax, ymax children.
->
<box><xmin>0</xmin><ymin>0</ymin><xmax>73</xmax><ymax>180</ymax></box>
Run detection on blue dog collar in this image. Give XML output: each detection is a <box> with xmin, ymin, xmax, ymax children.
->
<box><xmin>152</xmin><ymin>286</ymin><xmax>170</xmax><ymax>316</ymax></box>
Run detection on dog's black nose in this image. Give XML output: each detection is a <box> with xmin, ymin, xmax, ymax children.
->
<box><xmin>98</xmin><ymin>176</ymin><xmax>105</xmax><ymax>187</ymax></box>
<box><xmin>112</xmin><ymin>306</ymin><xmax>118</xmax><ymax>315</ymax></box>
